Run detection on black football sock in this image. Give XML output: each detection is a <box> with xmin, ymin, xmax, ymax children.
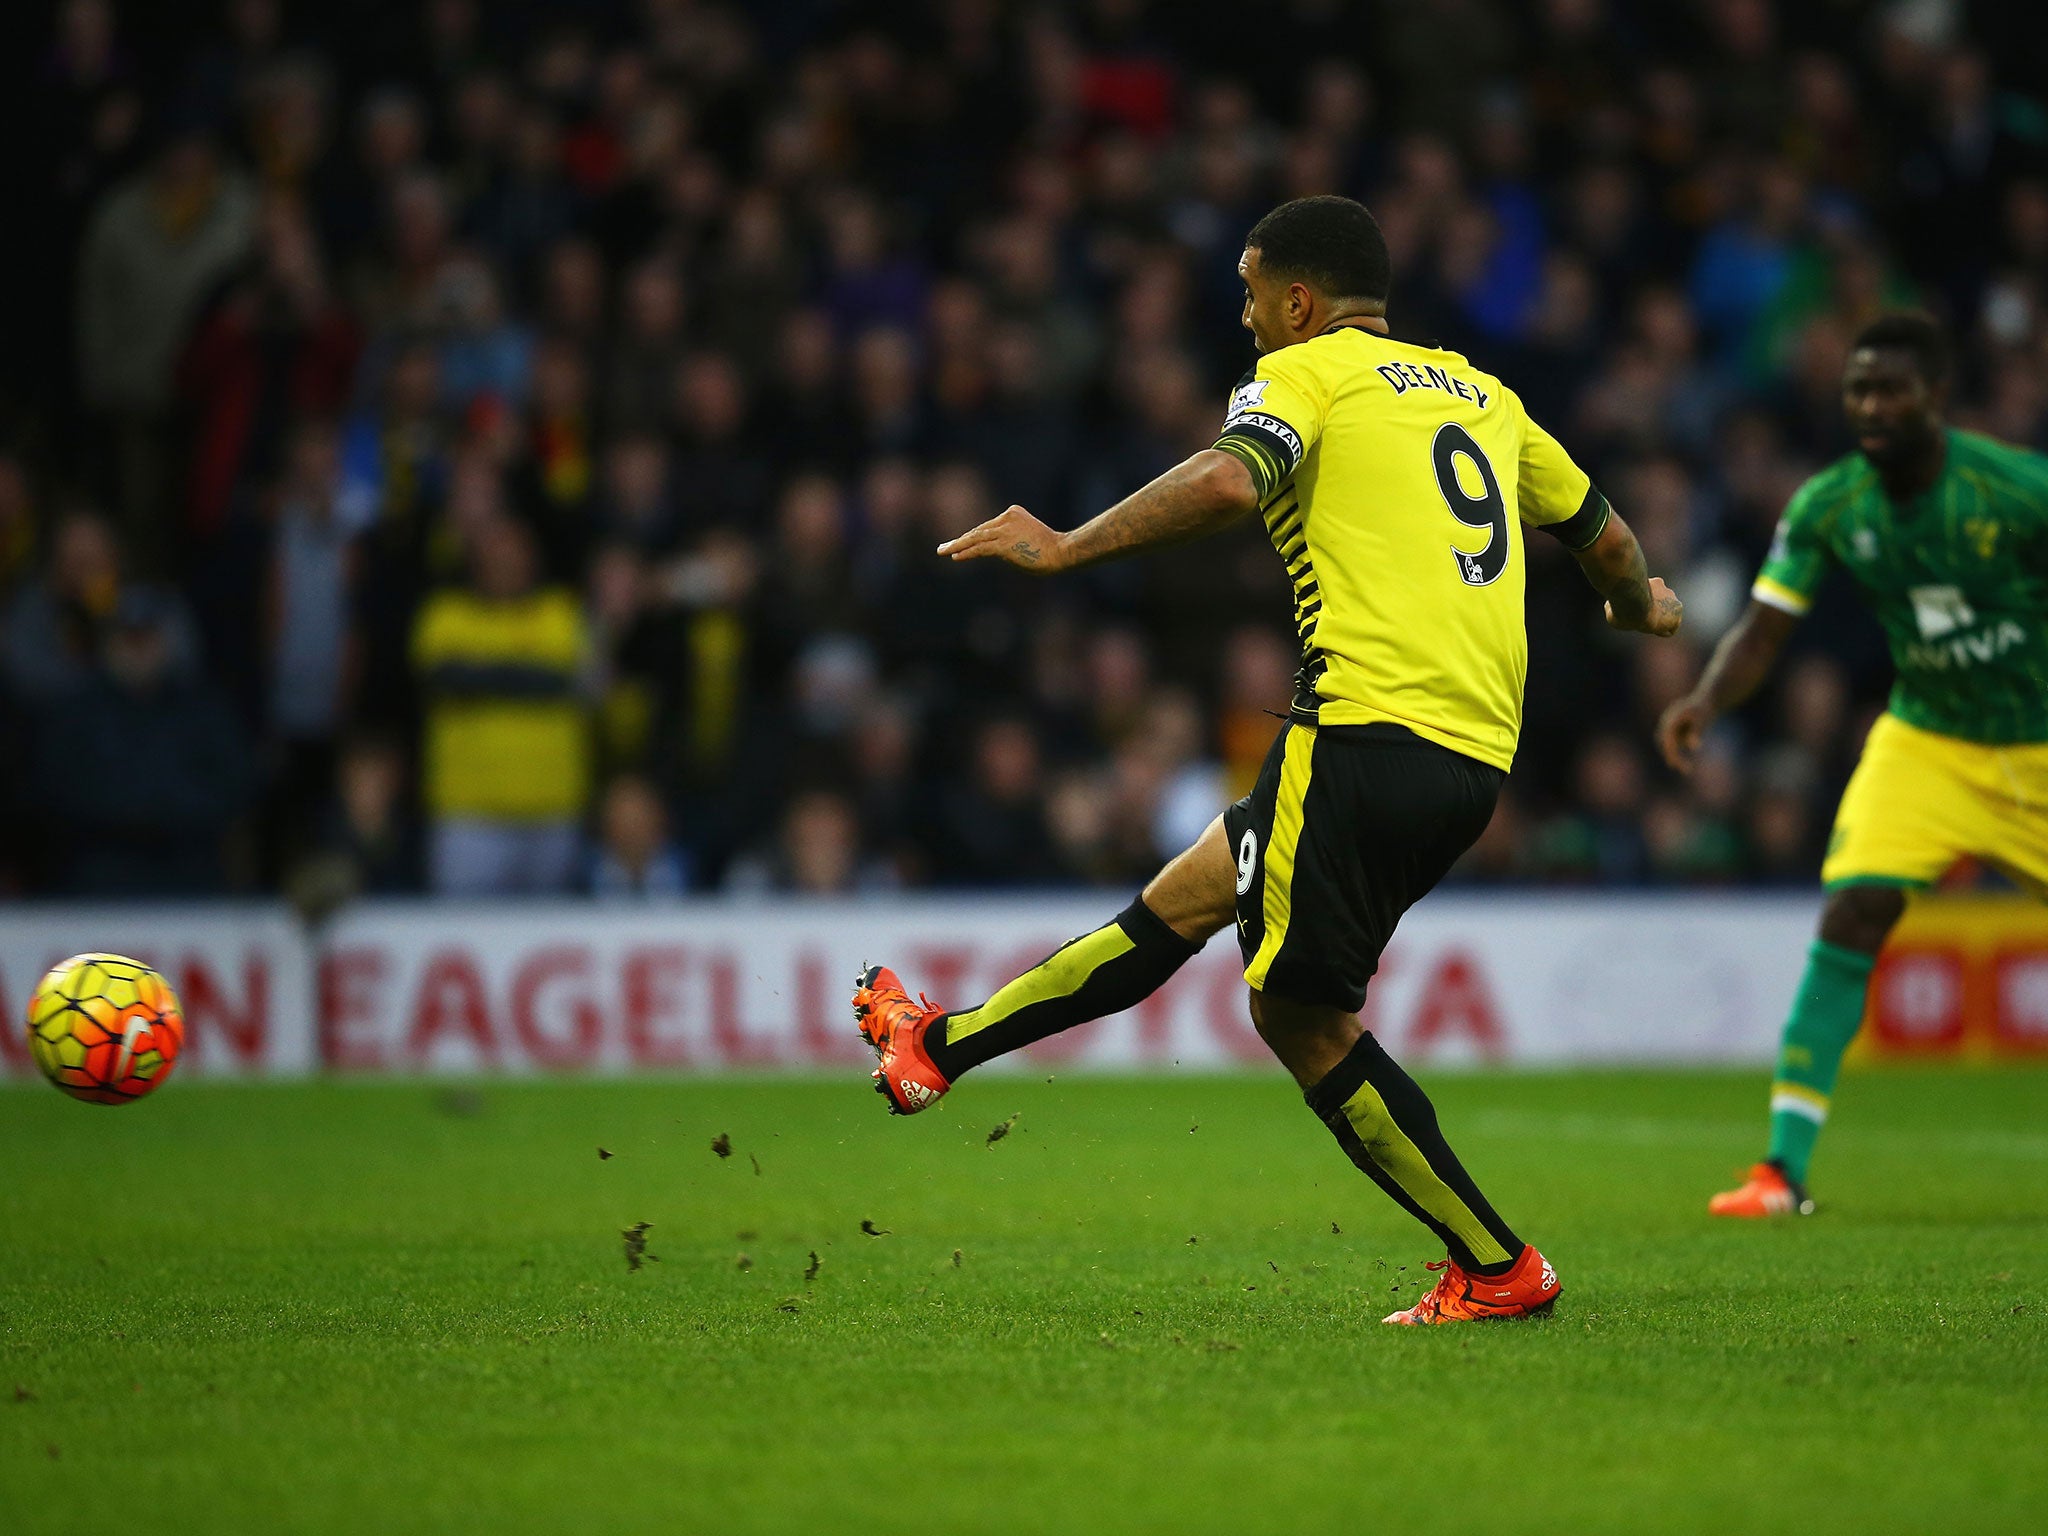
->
<box><xmin>1304</xmin><ymin>1030</ymin><xmax>1524</xmax><ymax>1275</ymax></box>
<box><xmin>926</xmin><ymin>897</ymin><xmax>1202</xmax><ymax>1080</ymax></box>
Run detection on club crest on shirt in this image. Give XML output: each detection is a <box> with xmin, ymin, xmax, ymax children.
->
<box><xmin>1963</xmin><ymin>517</ymin><xmax>1999</xmax><ymax>560</ymax></box>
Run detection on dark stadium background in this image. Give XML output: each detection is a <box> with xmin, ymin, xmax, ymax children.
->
<box><xmin>3</xmin><ymin>0</ymin><xmax>2047</xmax><ymax>902</ymax></box>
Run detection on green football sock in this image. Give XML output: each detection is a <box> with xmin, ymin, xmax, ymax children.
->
<box><xmin>1764</xmin><ymin>939</ymin><xmax>1878</xmax><ymax>1186</ymax></box>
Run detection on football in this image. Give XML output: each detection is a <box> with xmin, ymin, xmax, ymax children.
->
<box><xmin>25</xmin><ymin>952</ymin><xmax>184</xmax><ymax>1105</ymax></box>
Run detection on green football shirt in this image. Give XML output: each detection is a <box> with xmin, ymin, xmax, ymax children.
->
<box><xmin>1753</xmin><ymin>429</ymin><xmax>2048</xmax><ymax>745</ymax></box>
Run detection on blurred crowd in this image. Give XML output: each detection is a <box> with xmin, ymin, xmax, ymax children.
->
<box><xmin>1</xmin><ymin>0</ymin><xmax>2045</xmax><ymax>901</ymax></box>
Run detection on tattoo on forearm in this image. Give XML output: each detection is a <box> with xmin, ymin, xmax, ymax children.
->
<box><xmin>1610</xmin><ymin>577</ymin><xmax>1651</xmax><ymax>620</ymax></box>
<box><xmin>1616</xmin><ymin>541</ymin><xmax>1648</xmax><ymax>593</ymax></box>
<box><xmin>1061</xmin><ymin>454</ymin><xmax>1251</xmax><ymax>569</ymax></box>
<box><xmin>1572</xmin><ymin>528</ymin><xmax>1654</xmax><ymax>618</ymax></box>
<box><xmin>1597</xmin><ymin>531</ymin><xmax>1651</xmax><ymax>618</ymax></box>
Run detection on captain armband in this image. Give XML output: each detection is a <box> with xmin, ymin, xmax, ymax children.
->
<box><xmin>1212</xmin><ymin>414</ymin><xmax>1305</xmax><ymax>502</ymax></box>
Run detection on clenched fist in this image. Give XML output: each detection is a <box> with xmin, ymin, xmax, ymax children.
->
<box><xmin>1607</xmin><ymin>577</ymin><xmax>1683</xmax><ymax>637</ymax></box>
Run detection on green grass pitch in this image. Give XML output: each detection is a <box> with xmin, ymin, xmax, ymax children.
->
<box><xmin>4</xmin><ymin>1067</ymin><xmax>2045</xmax><ymax>1534</ymax></box>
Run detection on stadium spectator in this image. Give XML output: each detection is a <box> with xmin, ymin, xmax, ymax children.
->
<box><xmin>932</xmin><ymin>717</ymin><xmax>1062</xmax><ymax>887</ymax></box>
<box><xmin>338</xmin><ymin>339</ymin><xmax>447</xmax><ymax>535</ymax></box>
<box><xmin>522</xmin><ymin>336</ymin><xmax>599</xmax><ymax>573</ymax></box>
<box><xmin>1534</xmin><ymin>734</ymin><xmax>1653</xmax><ymax>884</ymax></box>
<box><xmin>261</xmin><ymin>417</ymin><xmax>369</xmax><ymax>874</ymax></box>
<box><xmin>1138</xmin><ymin>688</ymin><xmax>1228</xmax><ymax>860</ymax></box>
<box><xmin>1043</xmin><ymin>766</ymin><xmax>1126</xmax><ymax>886</ymax></box>
<box><xmin>76</xmin><ymin>125</ymin><xmax>256</xmax><ymax>566</ymax></box>
<box><xmin>843</xmin><ymin>691</ymin><xmax>926</xmax><ymax>883</ymax></box>
<box><xmin>588</xmin><ymin>773</ymin><xmax>689</xmax><ymax>899</ymax></box>
<box><xmin>1643</xmin><ymin>744</ymin><xmax>1746</xmax><ymax>884</ymax></box>
<box><xmin>411</xmin><ymin>513</ymin><xmax>591</xmax><ymax>895</ymax></box>
<box><xmin>1747</xmin><ymin>759</ymin><xmax>1822</xmax><ymax>887</ymax></box>
<box><xmin>603</xmin><ymin>258</ymin><xmax>687</xmax><ymax>435</ymax></box>
<box><xmin>176</xmin><ymin>197</ymin><xmax>361</xmax><ymax>541</ymax></box>
<box><xmin>288</xmin><ymin>732</ymin><xmax>423</xmax><ymax>910</ymax></box>
<box><xmin>594</xmin><ymin>433</ymin><xmax>677</xmax><ymax>561</ymax></box>
<box><xmin>2</xmin><ymin>510</ymin><xmax>199</xmax><ymax>705</ymax></box>
<box><xmin>726</xmin><ymin>787</ymin><xmax>889</xmax><ymax>895</ymax></box>
<box><xmin>432</xmin><ymin>253</ymin><xmax>533</xmax><ymax>416</ymax></box>
<box><xmin>27</xmin><ymin>588</ymin><xmax>250</xmax><ymax>895</ymax></box>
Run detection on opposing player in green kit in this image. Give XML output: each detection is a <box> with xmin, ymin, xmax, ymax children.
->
<box><xmin>1658</xmin><ymin>312</ymin><xmax>2048</xmax><ymax>1217</ymax></box>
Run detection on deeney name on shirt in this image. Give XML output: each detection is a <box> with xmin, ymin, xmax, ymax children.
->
<box><xmin>1373</xmin><ymin>359</ymin><xmax>1492</xmax><ymax>408</ymax></box>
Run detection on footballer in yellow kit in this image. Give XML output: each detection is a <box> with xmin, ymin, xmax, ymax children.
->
<box><xmin>1208</xmin><ymin>324</ymin><xmax>1611</xmax><ymax>1004</ymax></box>
<box><xmin>851</xmin><ymin>196</ymin><xmax>1682</xmax><ymax>1324</ymax></box>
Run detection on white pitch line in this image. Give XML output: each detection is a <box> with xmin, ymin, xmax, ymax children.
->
<box><xmin>1461</xmin><ymin>1110</ymin><xmax>2048</xmax><ymax>1162</ymax></box>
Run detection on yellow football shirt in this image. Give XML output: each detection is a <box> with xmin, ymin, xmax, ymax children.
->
<box><xmin>412</xmin><ymin>587</ymin><xmax>593</xmax><ymax>821</ymax></box>
<box><xmin>1212</xmin><ymin>327</ymin><xmax>1608</xmax><ymax>771</ymax></box>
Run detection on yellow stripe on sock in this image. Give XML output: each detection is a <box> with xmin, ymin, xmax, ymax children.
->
<box><xmin>1244</xmin><ymin>725</ymin><xmax>1316</xmax><ymax>991</ymax></box>
<box><xmin>942</xmin><ymin>923</ymin><xmax>1136</xmax><ymax>1045</ymax></box>
<box><xmin>1339</xmin><ymin>1079</ymin><xmax>1514</xmax><ymax>1268</ymax></box>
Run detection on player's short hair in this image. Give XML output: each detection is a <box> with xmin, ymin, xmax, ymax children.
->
<box><xmin>1851</xmin><ymin>311</ymin><xmax>1950</xmax><ymax>387</ymax></box>
<box><xmin>1244</xmin><ymin>196</ymin><xmax>1391</xmax><ymax>306</ymax></box>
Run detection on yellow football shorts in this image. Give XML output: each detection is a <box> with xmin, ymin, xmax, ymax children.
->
<box><xmin>1822</xmin><ymin>712</ymin><xmax>2048</xmax><ymax>898</ymax></box>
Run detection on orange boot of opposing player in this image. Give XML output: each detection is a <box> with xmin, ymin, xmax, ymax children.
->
<box><xmin>1708</xmin><ymin>1161</ymin><xmax>1814</xmax><ymax>1218</ymax></box>
<box><xmin>1382</xmin><ymin>1243</ymin><xmax>1560</xmax><ymax>1325</ymax></box>
<box><xmin>852</xmin><ymin>965</ymin><xmax>951</xmax><ymax>1115</ymax></box>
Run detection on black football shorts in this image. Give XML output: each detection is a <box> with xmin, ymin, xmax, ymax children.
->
<box><xmin>1223</xmin><ymin>720</ymin><xmax>1503</xmax><ymax>1011</ymax></box>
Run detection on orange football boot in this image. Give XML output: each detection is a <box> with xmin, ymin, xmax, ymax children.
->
<box><xmin>1708</xmin><ymin>1161</ymin><xmax>1813</xmax><ymax>1218</ymax></box>
<box><xmin>1382</xmin><ymin>1243</ymin><xmax>1560</xmax><ymax>1325</ymax></box>
<box><xmin>852</xmin><ymin>964</ymin><xmax>951</xmax><ymax>1115</ymax></box>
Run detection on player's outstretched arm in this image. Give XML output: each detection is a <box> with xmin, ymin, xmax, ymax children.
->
<box><xmin>1572</xmin><ymin>510</ymin><xmax>1683</xmax><ymax>638</ymax></box>
<box><xmin>1655</xmin><ymin>599</ymin><xmax>1799</xmax><ymax>773</ymax></box>
<box><xmin>937</xmin><ymin>450</ymin><xmax>1259</xmax><ymax>573</ymax></box>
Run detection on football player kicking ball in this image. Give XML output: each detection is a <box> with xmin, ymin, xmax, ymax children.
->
<box><xmin>853</xmin><ymin>196</ymin><xmax>1683</xmax><ymax>1325</ymax></box>
<box><xmin>1661</xmin><ymin>312</ymin><xmax>2048</xmax><ymax>1219</ymax></box>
